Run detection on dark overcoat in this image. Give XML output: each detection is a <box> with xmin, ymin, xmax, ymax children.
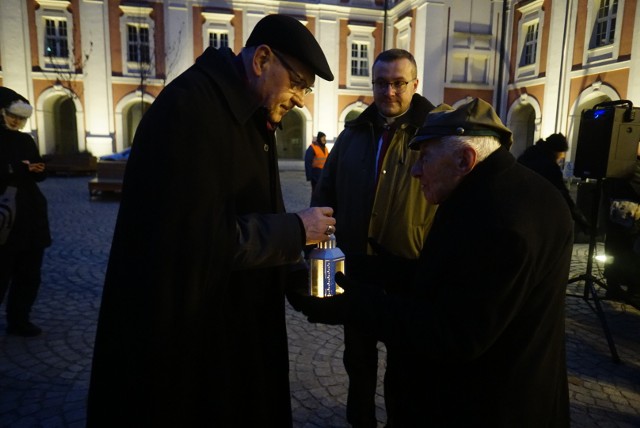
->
<box><xmin>87</xmin><ymin>47</ymin><xmax>305</xmax><ymax>427</ymax></box>
<box><xmin>517</xmin><ymin>144</ymin><xmax>587</xmax><ymax>227</ymax></box>
<box><xmin>0</xmin><ymin>128</ymin><xmax>50</xmax><ymax>250</ymax></box>
<box><xmin>375</xmin><ymin>148</ymin><xmax>572</xmax><ymax>427</ymax></box>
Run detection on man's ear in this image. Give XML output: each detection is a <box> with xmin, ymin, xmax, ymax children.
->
<box><xmin>458</xmin><ymin>146</ymin><xmax>477</xmax><ymax>174</ymax></box>
<box><xmin>251</xmin><ymin>45</ymin><xmax>272</xmax><ymax>77</ymax></box>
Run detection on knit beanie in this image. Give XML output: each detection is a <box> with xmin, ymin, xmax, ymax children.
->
<box><xmin>542</xmin><ymin>133</ymin><xmax>569</xmax><ymax>152</ymax></box>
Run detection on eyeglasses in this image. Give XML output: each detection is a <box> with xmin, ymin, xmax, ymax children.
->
<box><xmin>272</xmin><ymin>50</ymin><xmax>313</xmax><ymax>96</ymax></box>
<box><xmin>3</xmin><ymin>111</ymin><xmax>28</xmax><ymax>121</ymax></box>
<box><xmin>372</xmin><ymin>79</ymin><xmax>416</xmax><ymax>94</ymax></box>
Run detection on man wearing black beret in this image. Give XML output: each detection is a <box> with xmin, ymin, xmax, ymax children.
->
<box><xmin>304</xmin><ymin>98</ymin><xmax>572</xmax><ymax>427</ymax></box>
<box><xmin>87</xmin><ymin>14</ymin><xmax>336</xmax><ymax>427</ymax></box>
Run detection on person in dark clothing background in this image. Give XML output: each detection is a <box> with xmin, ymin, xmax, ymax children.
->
<box><xmin>302</xmin><ymin>99</ymin><xmax>572</xmax><ymax>427</ymax></box>
<box><xmin>0</xmin><ymin>88</ymin><xmax>51</xmax><ymax>337</ymax></box>
<box><xmin>87</xmin><ymin>15</ymin><xmax>336</xmax><ymax>427</ymax></box>
<box><xmin>602</xmin><ymin>141</ymin><xmax>640</xmax><ymax>306</ymax></box>
<box><xmin>304</xmin><ymin>131</ymin><xmax>328</xmax><ymax>194</ymax></box>
<box><xmin>311</xmin><ymin>49</ymin><xmax>437</xmax><ymax>428</ymax></box>
<box><xmin>518</xmin><ymin>133</ymin><xmax>590</xmax><ymax>232</ymax></box>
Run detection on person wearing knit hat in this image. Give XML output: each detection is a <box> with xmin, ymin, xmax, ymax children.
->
<box><xmin>542</xmin><ymin>132</ymin><xmax>570</xmax><ymax>152</ymax></box>
<box><xmin>87</xmin><ymin>14</ymin><xmax>335</xmax><ymax>427</ymax></box>
<box><xmin>2</xmin><ymin>99</ymin><xmax>33</xmax><ymax>131</ymax></box>
<box><xmin>0</xmin><ymin>87</ymin><xmax>32</xmax><ymax>131</ymax></box>
<box><xmin>301</xmin><ymin>97</ymin><xmax>572</xmax><ymax>426</ymax></box>
<box><xmin>518</xmin><ymin>132</ymin><xmax>591</xmax><ymax>232</ymax></box>
<box><xmin>0</xmin><ymin>88</ymin><xmax>51</xmax><ymax>337</ymax></box>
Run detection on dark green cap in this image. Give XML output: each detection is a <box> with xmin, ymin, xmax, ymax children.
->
<box><xmin>409</xmin><ymin>98</ymin><xmax>512</xmax><ymax>149</ymax></box>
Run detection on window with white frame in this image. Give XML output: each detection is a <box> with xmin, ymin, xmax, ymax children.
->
<box><xmin>522</xmin><ymin>23</ymin><xmax>538</xmax><ymax>66</ymax></box>
<box><xmin>347</xmin><ymin>24</ymin><xmax>375</xmax><ymax>88</ymax></box>
<box><xmin>584</xmin><ymin>0</ymin><xmax>624</xmax><ymax>64</ymax></box>
<box><xmin>45</xmin><ymin>18</ymin><xmax>69</xmax><ymax>58</ymax></box>
<box><xmin>449</xmin><ymin>33</ymin><xmax>492</xmax><ymax>84</ymax></box>
<box><xmin>202</xmin><ymin>12</ymin><xmax>235</xmax><ymax>52</ymax></box>
<box><xmin>36</xmin><ymin>0</ymin><xmax>73</xmax><ymax>70</ymax></box>
<box><xmin>120</xmin><ymin>5</ymin><xmax>155</xmax><ymax>76</ymax></box>
<box><xmin>127</xmin><ymin>24</ymin><xmax>150</xmax><ymax>64</ymax></box>
<box><xmin>209</xmin><ymin>31</ymin><xmax>229</xmax><ymax>49</ymax></box>
<box><xmin>351</xmin><ymin>43</ymin><xmax>369</xmax><ymax>76</ymax></box>
<box><xmin>592</xmin><ymin>0</ymin><xmax>618</xmax><ymax>48</ymax></box>
<box><xmin>515</xmin><ymin>0</ymin><xmax>543</xmax><ymax>81</ymax></box>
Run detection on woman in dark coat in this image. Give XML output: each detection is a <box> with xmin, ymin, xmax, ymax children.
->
<box><xmin>0</xmin><ymin>91</ymin><xmax>51</xmax><ymax>337</ymax></box>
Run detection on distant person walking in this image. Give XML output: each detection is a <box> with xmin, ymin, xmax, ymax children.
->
<box><xmin>305</xmin><ymin>131</ymin><xmax>328</xmax><ymax>195</ymax></box>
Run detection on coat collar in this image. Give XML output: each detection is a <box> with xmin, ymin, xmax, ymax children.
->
<box><xmin>194</xmin><ymin>47</ymin><xmax>263</xmax><ymax>126</ymax></box>
<box><xmin>347</xmin><ymin>94</ymin><xmax>436</xmax><ymax>131</ymax></box>
<box><xmin>444</xmin><ymin>146</ymin><xmax>516</xmax><ymax>208</ymax></box>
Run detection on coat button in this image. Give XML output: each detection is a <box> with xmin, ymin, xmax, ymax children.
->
<box><xmin>264</xmin><ymin>144</ymin><xmax>269</xmax><ymax>152</ymax></box>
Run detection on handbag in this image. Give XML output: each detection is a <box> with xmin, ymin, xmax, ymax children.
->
<box><xmin>0</xmin><ymin>185</ymin><xmax>17</xmax><ymax>245</ymax></box>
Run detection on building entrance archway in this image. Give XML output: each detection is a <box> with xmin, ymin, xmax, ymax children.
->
<box><xmin>509</xmin><ymin>103</ymin><xmax>536</xmax><ymax>158</ymax></box>
<box><xmin>123</xmin><ymin>101</ymin><xmax>151</xmax><ymax>148</ymax></box>
<box><xmin>276</xmin><ymin>109</ymin><xmax>304</xmax><ymax>159</ymax></box>
<box><xmin>42</xmin><ymin>95</ymin><xmax>79</xmax><ymax>154</ymax></box>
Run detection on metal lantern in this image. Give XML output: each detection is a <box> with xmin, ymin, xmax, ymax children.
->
<box><xmin>309</xmin><ymin>234</ymin><xmax>345</xmax><ymax>297</ymax></box>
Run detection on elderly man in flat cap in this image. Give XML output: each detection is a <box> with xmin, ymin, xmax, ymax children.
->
<box><xmin>87</xmin><ymin>15</ymin><xmax>336</xmax><ymax>427</ymax></box>
<box><xmin>303</xmin><ymin>98</ymin><xmax>572</xmax><ymax>427</ymax></box>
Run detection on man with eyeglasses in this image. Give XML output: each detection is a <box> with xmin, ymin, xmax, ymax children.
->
<box><xmin>310</xmin><ymin>49</ymin><xmax>438</xmax><ymax>428</ymax></box>
<box><xmin>87</xmin><ymin>14</ymin><xmax>335</xmax><ymax>427</ymax></box>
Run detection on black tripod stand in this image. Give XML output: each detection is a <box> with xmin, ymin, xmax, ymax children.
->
<box><xmin>567</xmin><ymin>179</ymin><xmax>620</xmax><ymax>363</ymax></box>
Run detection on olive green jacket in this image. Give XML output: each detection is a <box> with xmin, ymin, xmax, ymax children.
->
<box><xmin>313</xmin><ymin>94</ymin><xmax>437</xmax><ymax>259</ymax></box>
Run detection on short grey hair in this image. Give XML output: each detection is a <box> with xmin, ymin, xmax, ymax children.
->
<box><xmin>439</xmin><ymin>135</ymin><xmax>501</xmax><ymax>162</ymax></box>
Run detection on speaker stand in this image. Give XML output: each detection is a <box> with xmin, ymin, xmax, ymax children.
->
<box><xmin>567</xmin><ymin>179</ymin><xmax>620</xmax><ymax>363</ymax></box>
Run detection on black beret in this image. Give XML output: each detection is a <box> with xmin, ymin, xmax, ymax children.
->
<box><xmin>246</xmin><ymin>14</ymin><xmax>334</xmax><ymax>82</ymax></box>
<box><xmin>409</xmin><ymin>98</ymin><xmax>513</xmax><ymax>149</ymax></box>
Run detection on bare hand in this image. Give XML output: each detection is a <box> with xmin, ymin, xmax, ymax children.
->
<box><xmin>28</xmin><ymin>162</ymin><xmax>45</xmax><ymax>173</ymax></box>
<box><xmin>296</xmin><ymin>206</ymin><xmax>336</xmax><ymax>245</ymax></box>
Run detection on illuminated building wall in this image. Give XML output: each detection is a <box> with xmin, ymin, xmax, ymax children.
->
<box><xmin>0</xmin><ymin>0</ymin><xmax>638</xmax><ymax>165</ymax></box>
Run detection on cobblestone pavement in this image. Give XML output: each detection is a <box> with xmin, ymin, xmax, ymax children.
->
<box><xmin>0</xmin><ymin>162</ymin><xmax>639</xmax><ymax>427</ymax></box>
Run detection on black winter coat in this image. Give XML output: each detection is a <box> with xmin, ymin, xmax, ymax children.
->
<box><xmin>518</xmin><ymin>144</ymin><xmax>587</xmax><ymax>229</ymax></box>
<box><xmin>87</xmin><ymin>47</ymin><xmax>305</xmax><ymax>427</ymax></box>
<box><xmin>0</xmin><ymin>128</ymin><xmax>50</xmax><ymax>250</ymax></box>
<box><xmin>368</xmin><ymin>148</ymin><xmax>572</xmax><ymax>427</ymax></box>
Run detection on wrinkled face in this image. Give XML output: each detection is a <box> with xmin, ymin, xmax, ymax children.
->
<box><xmin>256</xmin><ymin>48</ymin><xmax>315</xmax><ymax>124</ymax></box>
<box><xmin>410</xmin><ymin>140</ymin><xmax>465</xmax><ymax>204</ymax></box>
<box><xmin>1</xmin><ymin>110</ymin><xmax>28</xmax><ymax>131</ymax></box>
<box><xmin>372</xmin><ymin>58</ymin><xmax>418</xmax><ymax>117</ymax></box>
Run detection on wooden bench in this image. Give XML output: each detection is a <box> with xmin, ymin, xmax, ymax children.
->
<box><xmin>43</xmin><ymin>153</ymin><xmax>97</xmax><ymax>176</ymax></box>
<box><xmin>88</xmin><ymin>161</ymin><xmax>127</xmax><ymax>197</ymax></box>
